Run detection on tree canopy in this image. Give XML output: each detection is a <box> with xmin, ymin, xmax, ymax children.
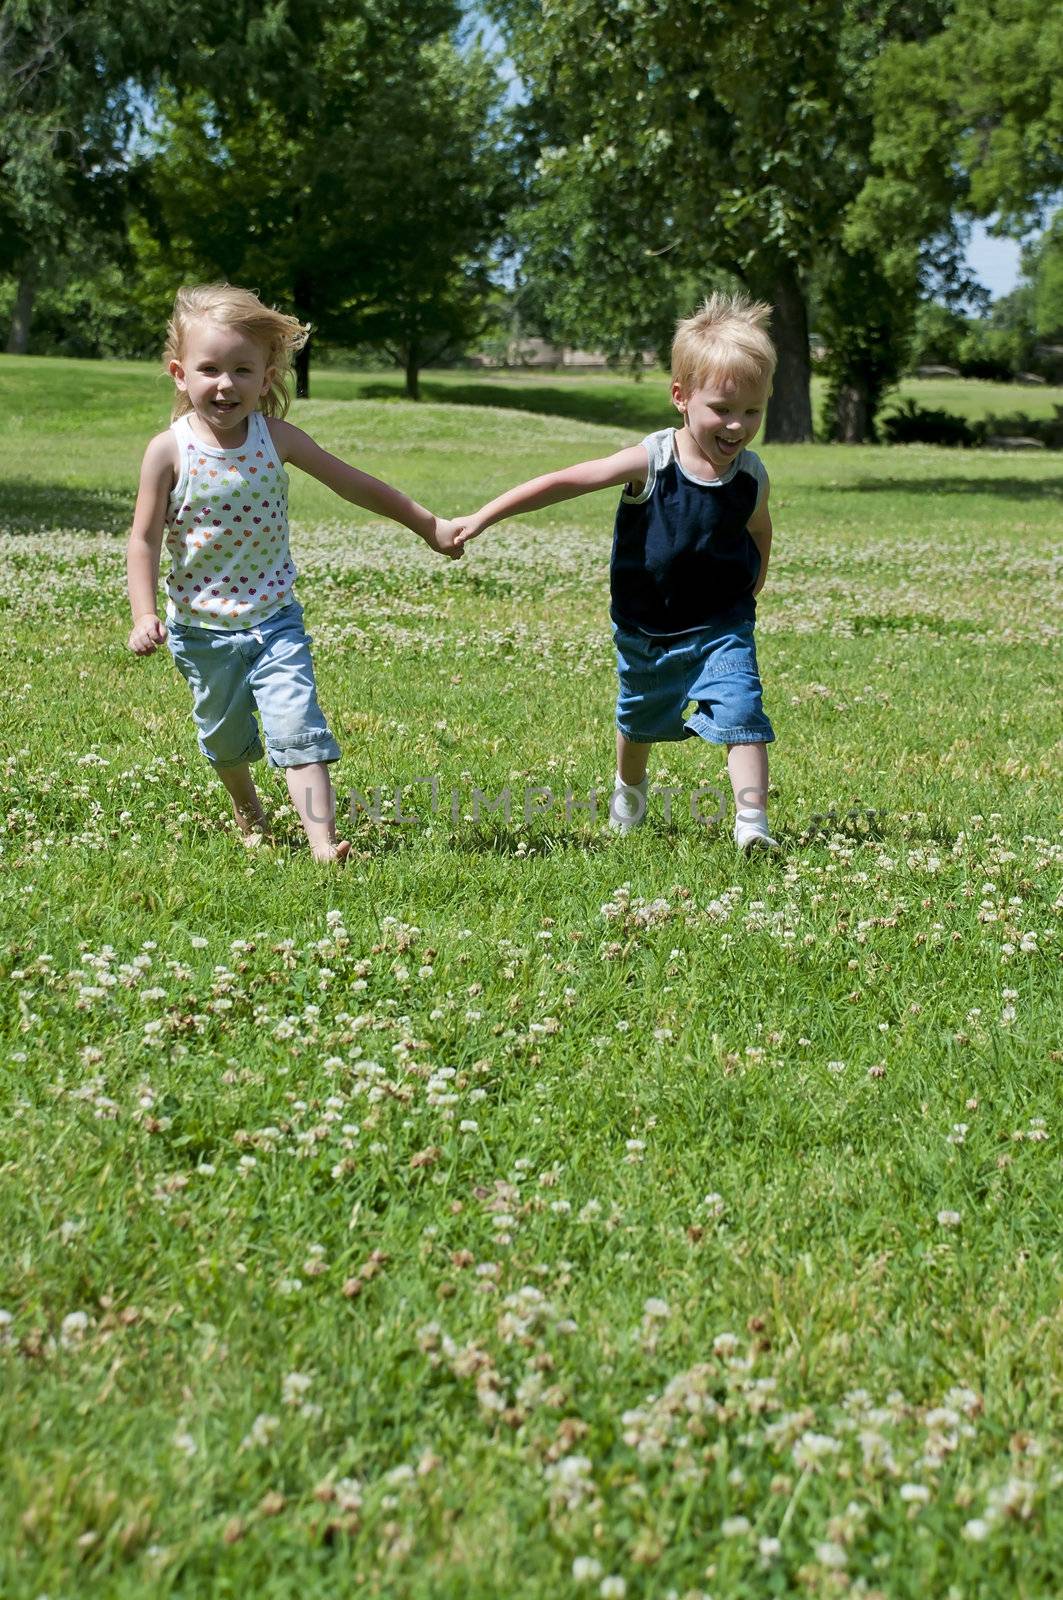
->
<box><xmin>3</xmin><ymin>0</ymin><xmax>1060</xmax><ymax>420</ymax></box>
<box><xmin>488</xmin><ymin>0</ymin><xmax>963</xmax><ymax>442</ymax></box>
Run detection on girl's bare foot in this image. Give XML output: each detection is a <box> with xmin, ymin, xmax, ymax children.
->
<box><xmin>311</xmin><ymin>838</ymin><xmax>351</xmax><ymax>864</ymax></box>
<box><xmin>241</xmin><ymin>828</ymin><xmax>275</xmax><ymax>851</ymax></box>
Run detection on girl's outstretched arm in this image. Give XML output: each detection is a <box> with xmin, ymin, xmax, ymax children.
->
<box><xmin>453</xmin><ymin>445</ymin><xmax>650</xmax><ymax>546</ymax></box>
<box><xmin>270</xmin><ymin>420</ymin><xmax>462</xmax><ymax>559</ymax></box>
<box><xmin>127</xmin><ymin>431</ymin><xmax>178</xmax><ymax>654</ymax></box>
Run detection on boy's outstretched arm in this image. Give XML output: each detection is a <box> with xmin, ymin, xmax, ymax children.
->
<box><xmin>748</xmin><ymin>482</ymin><xmax>772</xmax><ymax>596</ymax></box>
<box><xmin>271</xmin><ymin>421</ymin><xmax>462</xmax><ymax>559</ymax></box>
<box><xmin>453</xmin><ymin>445</ymin><xmax>650</xmax><ymax>545</ymax></box>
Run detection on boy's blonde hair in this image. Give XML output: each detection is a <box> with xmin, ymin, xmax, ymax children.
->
<box><xmin>164</xmin><ymin>283</ymin><xmax>310</xmax><ymax>420</ymax></box>
<box><xmin>671</xmin><ymin>292</ymin><xmax>776</xmax><ymax>396</ymax></box>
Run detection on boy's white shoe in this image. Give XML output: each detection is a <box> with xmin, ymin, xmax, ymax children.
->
<box><xmin>609</xmin><ymin>775</ymin><xmax>648</xmax><ymax>834</ymax></box>
<box><xmin>734</xmin><ymin>810</ymin><xmax>779</xmax><ymax>854</ymax></box>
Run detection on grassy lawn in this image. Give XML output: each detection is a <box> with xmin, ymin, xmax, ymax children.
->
<box><xmin>1</xmin><ymin>355</ymin><xmax>1061</xmax><ymax>1598</ymax></box>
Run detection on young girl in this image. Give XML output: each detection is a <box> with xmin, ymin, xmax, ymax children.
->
<box><xmin>455</xmin><ymin>293</ymin><xmax>779</xmax><ymax>852</ymax></box>
<box><xmin>127</xmin><ymin>283</ymin><xmax>462</xmax><ymax>862</ymax></box>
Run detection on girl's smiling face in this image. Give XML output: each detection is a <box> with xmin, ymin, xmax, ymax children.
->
<box><xmin>170</xmin><ymin>319</ymin><xmax>275</xmax><ymax>444</ymax></box>
<box><xmin>672</xmin><ymin>371</ymin><xmax>769</xmax><ymax>474</ymax></box>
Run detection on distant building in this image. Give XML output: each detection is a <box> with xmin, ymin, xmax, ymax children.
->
<box><xmin>468</xmin><ymin>338</ymin><xmax>657</xmax><ymax>371</ymax></box>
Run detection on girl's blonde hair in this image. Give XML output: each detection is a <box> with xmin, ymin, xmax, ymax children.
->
<box><xmin>671</xmin><ymin>292</ymin><xmax>776</xmax><ymax>396</ymax></box>
<box><xmin>164</xmin><ymin>283</ymin><xmax>310</xmax><ymax>420</ymax></box>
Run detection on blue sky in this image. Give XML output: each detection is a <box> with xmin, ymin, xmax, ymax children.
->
<box><xmin>965</xmin><ymin>221</ymin><xmax>1022</xmax><ymax>300</ymax></box>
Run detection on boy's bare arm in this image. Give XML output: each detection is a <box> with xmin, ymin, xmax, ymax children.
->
<box><xmin>271</xmin><ymin>420</ymin><xmax>462</xmax><ymax>558</ymax></box>
<box><xmin>748</xmin><ymin>485</ymin><xmax>772</xmax><ymax>596</ymax></box>
<box><xmin>127</xmin><ymin>432</ymin><xmax>177</xmax><ymax>654</ymax></box>
<box><xmin>453</xmin><ymin>445</ymin><xmax>650</xmax><ymax>545</ymax></box>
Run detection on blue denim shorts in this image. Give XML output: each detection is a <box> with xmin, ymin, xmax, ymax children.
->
<box><xmin>167</xmin><ymin>602</ymin><xmax>341</xmax><ymax>770</ymax></box>
<box><xmin>613</xmin><ymin>615</ymin><xmax>774</xmax><ymax>745</ymax></box>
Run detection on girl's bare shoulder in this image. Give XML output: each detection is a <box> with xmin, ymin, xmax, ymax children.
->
<box><xmin>141</xmin><ymin>427</ymin><xmax>179</xmax><ymax>483</ymax></box>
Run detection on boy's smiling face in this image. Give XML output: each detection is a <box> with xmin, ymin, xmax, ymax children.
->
<box><xmin>672</xmin><ymin>371</ymin><xmax>769</xmax><ymax>474</ymax></box>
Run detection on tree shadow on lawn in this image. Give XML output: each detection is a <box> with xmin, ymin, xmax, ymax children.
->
<box><xmin>831</xmin><ymin>475</ymin><xmax>1063</xmax><ymax>501</ymax></box>
<box><xmin>354</xmin><ymin>379</ymin><xmax>672</xmax><ymax>435</ymax></box>
<box><xmin>0</xmin><ymin>480</ymin><xmax>129</xmax><ymax>535</ymax></box>
<box><xmin>453</xmin><ymin>824</ymin><xmax>615</xmax><ymax>857</ymax></box>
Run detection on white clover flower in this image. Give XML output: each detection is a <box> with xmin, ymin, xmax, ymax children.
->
<box><xmin>599</xmin><ymin>1579</ymin><xmax>626</xmax><ymax>1600</ymax></box>
<box><xmin>962</xmin><ymin>1517</ymin><xmax>990</xmax><ymax>1542</ymax></box>
<box><xmin>60</xmin><ymin>1310</ymin><xmax>89</xmax><ymax>1345</ymax></box>
<box><xmin>937</xmin><ymin>1209</ymin><xmax>962</xmax><ymax>1227</ymax></box>
<box><xmin>793</xmin><ymin>1430</ymin><xmax>842</xmax><ymax>1469</ymax></box>
<box><xmin>572</xmin><ymin>1555</ymin><xmax>602</xmax><ymax>1583</ymax></box>
<box><xmin>721</xmin><ymin>1515</ymin><xmax>751</xmax><ymax>1537</ymax></box>
<box><xmin>900</xmin><ymin>1482</ymin><xmax>931</xmax><ymax>1504</ymax></box>
<box><xmin>241</xmin><ymin>1413</ymin><xmax>280</xmax><ymax>1450</ymax></box>
<box><xmin>281</xmin><ymin>1371</ymin><xmax>313</xmax><ymax>1405</ymax></box>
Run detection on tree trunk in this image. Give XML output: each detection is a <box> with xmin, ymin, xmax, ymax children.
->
<box><xmin>834</xmin><ymin>382</ymin><xmax>870</xmax><ymax>444</ymax></box>
<box><xmin>761</xmin><ymin>263</ymin><xmax>813</xmax><ymax>443</ymax></box>
<box><xmin>295</xmin><ymin>338</ymin><xmax>311</xmax><ymax>400</ymax></box>
<box><xmin>6</xmin><ymin>272</ymin><xmax>36</xmax><ymax>354</ymax></box>
<box><xmin>404</xmin><ymin>346</ymin><xmax>421</xmax><ymax>401</ymax></box>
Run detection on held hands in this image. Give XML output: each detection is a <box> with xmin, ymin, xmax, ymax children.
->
<box><xmin>453</xmin><ymin>513</ymin><xmax>488</xmax><ymax>548</ymax></box>
<box><xmin>128</xmin><ymin>614</ymin><xmax>167</xmax><ymax>655</ymax></box>
<box><xmin>421</xmin><ymin>516</ymin><xmax>465</xmax><ymax>561</ymax></box>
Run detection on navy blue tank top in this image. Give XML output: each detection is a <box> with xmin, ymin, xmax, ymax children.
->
<box><xmin>610</xmin><ymin>429</ymin><xmax>767</xmax><ymax>635</ymax></box>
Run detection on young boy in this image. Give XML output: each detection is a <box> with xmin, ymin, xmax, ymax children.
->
<box><xmin>454</xmin><ymin>293</ymin><xmax>779</xmax><ymax>851</ymax></box>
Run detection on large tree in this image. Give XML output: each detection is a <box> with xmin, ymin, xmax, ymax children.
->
<box><xmin>488</xmin><ymin>0</ymin><xmax>952</xmax><ymax>442</ymax></box>
<box><xmin>131</xmin><ymin>27</ymin><xmax>510</xmax><ymax>397</ymax></box>
<box><xmin>0</xmin><ymin>0</ymin><xmax>138</xmax><ymax>350</ymax></box>
<box><xmin>2</xmin><ymin>0</ymin><xmax>485</xmax><ymax>368</ymax></box>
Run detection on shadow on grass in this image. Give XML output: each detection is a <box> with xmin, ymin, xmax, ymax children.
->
<box><xmin>353</xmin><ymin>379</ymin><xmax>672</xmax><ymax>435</ymax></box>
<box><xmin>454</xmin><ymin>825</ymin><xmax>614</xmax><ymax>857</ymax></box>
<box><xmin>834</xmin><ymin>475</ymin><xmax>1063</xmax><ymax>501</ymax></box>
<box><xmin>0</xmin><ymin>480</ymin><xmax>129</xmax><ymax>535</ymax></box>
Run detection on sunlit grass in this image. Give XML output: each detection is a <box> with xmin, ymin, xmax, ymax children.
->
<box><xmin>0</xmin><ymin>357</ymin><xmax>1060</xmax><ymax>1598</ymax></box>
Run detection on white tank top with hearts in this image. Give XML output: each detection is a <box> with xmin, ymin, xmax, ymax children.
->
<box><xmin>164</xmin><ymin>410</ymin><xmax>296</xmax><ymax>629</ymax></box>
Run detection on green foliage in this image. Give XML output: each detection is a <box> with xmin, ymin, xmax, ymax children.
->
<box><xmin>955</xmin><ymin>291</ymin><xmax>1037</xmax><ymax>380</ymax></box>
<box><xmin>129</xmin><ymin>29</ymin><xmax>512</xmax><ymax>395</ymax></box>
<box><xmin>908</xmin><ymin>302</ymin><xmax>968</xmax><ymax>369</ymax></box>
<box><xmin>854</xmin><ymin>0</ymin><xmax>1063</xmax><ymax>255</ymax></box>
<box><xmin>491</xmin><ymin>0</ymin><xmax>965</xmax><ymax>443</ymax></box>
<box><xmin>879</xmin><ymin>398</ymin><xmax>978</xmax><ymax>447</ymax></box>
<box><xmin>1024</xmin><ymin>210</ymin><xmax>1063</xmax><ymax>341</ymax></box>
<box><xmin>880</xmin><ymin>396</ymin><xmax>1063</xmax><ymax>448</ymax></box>
<box><xmin>814</xmin><ymin>247</ymin><xmax>915</xmax><ymax>442</ymax></box>
<box><xmin>0</xmin><ymin>0</ymin><xmax>142</xmax><ymax>334</ymax></box>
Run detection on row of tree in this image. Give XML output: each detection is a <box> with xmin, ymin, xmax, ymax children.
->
<box><xmin>2</xmin><ymin>0</ymin><xmax>1061</xmax><ymax>438</ymax></box>
<box><xmin>1</xmin><ymin>1</ymin><xmax>513</xmax><ymax>397</ymax></box>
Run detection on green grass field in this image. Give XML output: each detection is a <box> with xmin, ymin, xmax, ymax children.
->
<box><xmin>1</xmin><ymin>355</ymin><xmax>1061</xmax><ymax>1598</ymax></box>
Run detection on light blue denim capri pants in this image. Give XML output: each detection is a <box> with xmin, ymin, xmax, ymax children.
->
<box><xmin>167</xmin><ymin>601</ymin><xmax>340</xmax><ymax>769</ymax></box>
